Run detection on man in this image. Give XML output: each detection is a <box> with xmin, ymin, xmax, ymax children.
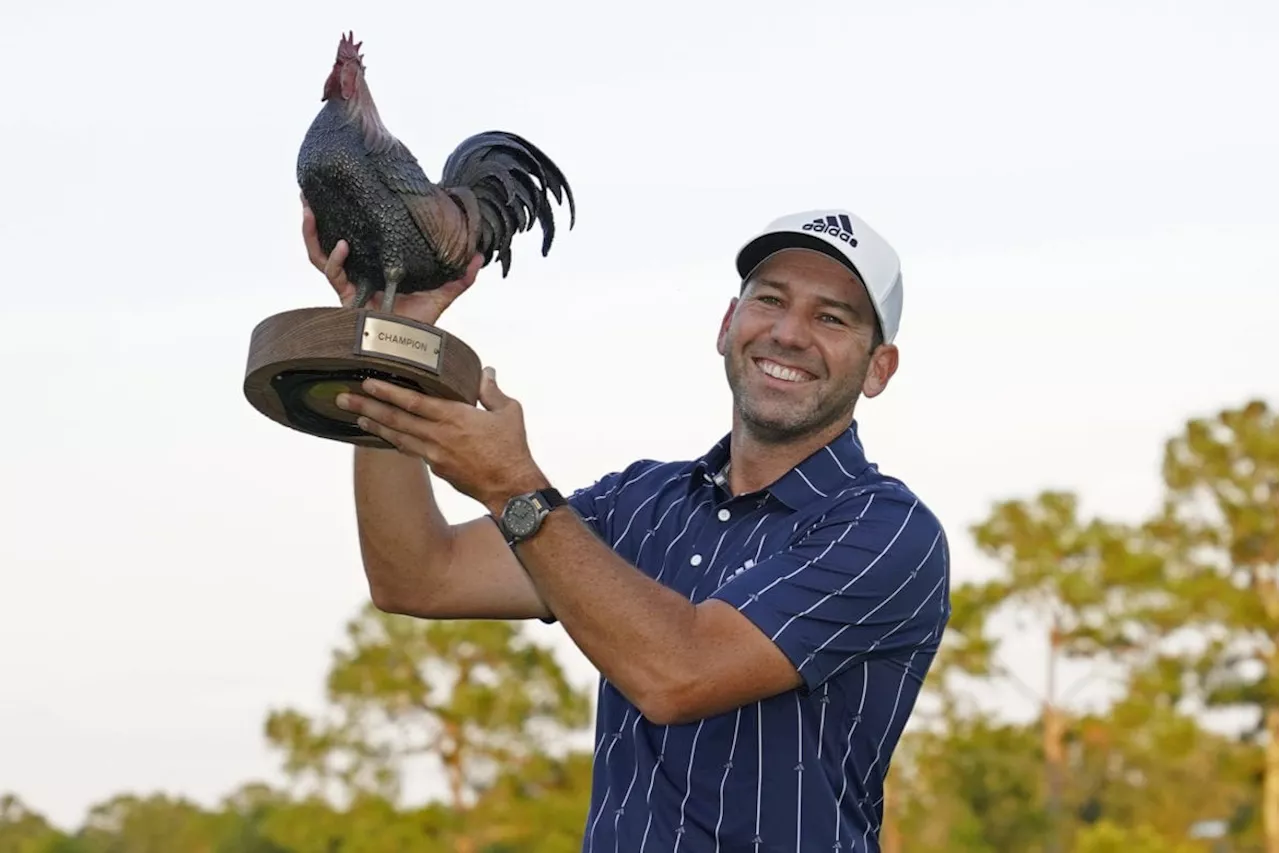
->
<box><xmin>302</xmin><ymin>203</ymin><xmax>951</xmax><ymax>852</ymax></box>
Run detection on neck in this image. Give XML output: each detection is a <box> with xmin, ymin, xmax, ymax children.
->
<box><xmin>725</xmin><ymin>412</ymin><xmax>854</xmax><ymax>496</ymax></box>
<box><xmin>337</xmin><ymin>78</ymin><xmax>395</xmax><ymax>154</ymax></box>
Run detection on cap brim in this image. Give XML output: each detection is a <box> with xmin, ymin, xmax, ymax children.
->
<box><xmin>735</xmin><ymin>231</ymin><xmax>866</xmax><ymax>288</ymax></box>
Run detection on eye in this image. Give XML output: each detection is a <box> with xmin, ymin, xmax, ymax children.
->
<box><xmin>818</xmin><ymin>313</ymin><xmax>846</xmax><ymax>325</ymax></box>
<box><xmin>756</xmin><ymin>295</ymin><xmax>783</xmax><ymax>306</ymax></box>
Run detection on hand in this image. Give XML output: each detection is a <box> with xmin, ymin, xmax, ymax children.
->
<box><xmin>335</xmin><ymin>367</ymin><xmax>549</xmax><ymax>511</ymax></box>
<box><xmin>301</xmin><ymin>196</ymin><xmax>484</xmax><ymax>326</ymax></box>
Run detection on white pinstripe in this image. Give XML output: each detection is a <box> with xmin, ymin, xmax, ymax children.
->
<box><xmin>613</xmin><ymin>713</ymin><xmax>645</xmax><ymax>853</ymax></box>
<box><xmin>795</xmin><ymin>467</ymin><xmax>828</xmax><ymax>497</ymax></box>
<box><xmin>794</xmin><ymin>692</ymin><xmax>804</xmax><ymax>853</ymax></box>
<box><xmin>587</xmin><ymin>708</ymin><xmax>632</xmax><ymax>853</ymax></box>
<box><xmin>834</xmin><ymin>665</ymin><xmax>869</xmax><ymax>849</ymax></box>
<box><xmin>672</xmin><ymin>719</ymin><xmax>705</xmax><ymax>852</ymax></box>
<box><xmin>713</xmin><ymin>707</ymin><xmax>743</xmax><ymax>852</ymax></box>
<box><xmin>824</xmin><ymin>444</ymin><xmax>857</xmax><ymax>478</ymax></box>
<box><xmin>637</xmin><ymin>727</ymin><xmax>671</xmax><ymax>852</ymax></box>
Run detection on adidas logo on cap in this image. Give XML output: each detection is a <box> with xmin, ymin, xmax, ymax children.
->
<box><xmin>801</xmin><ymin>214</ymin><xmax>858</xmax><ymax>247</ymax></box>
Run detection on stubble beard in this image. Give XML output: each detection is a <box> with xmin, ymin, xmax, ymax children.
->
<box><xmin>725</xmin><ymin>350</ymin><xmax>865</xmax><ymax>446</ymax></box>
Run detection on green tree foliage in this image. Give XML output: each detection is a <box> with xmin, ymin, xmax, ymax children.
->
<box><xmin>1070</xmin><ymin>691</ymin><xmax>1262</xmax><ymax>846</ymax></box>
<box><xmin>0</xmin><ymin>795</ymin><xmax>69</xmax><ymax>853</ymax></box>
<box><xmin>1069</xmin><ymin>821</ymin><xmax>1202</xmax><ymax>853</ymax></box>
<box><xmin>1143</xmin><ymin>399</ymin><xmax>1278</xmax><ymax>851</ymax></box>
<box><xmin>263</xmin><ymin>604</ymin><xmax>592</xmax><ymax>811</ymax></box>
<box><xmin>894</xmin><ymin>715</ymin><xmax>1048</xmax><ymax>853</ymax></box>
<box><xmin>938</xmin><ymin>489</ymin><xmax>1162</xmax><ymax>852</ymax></box>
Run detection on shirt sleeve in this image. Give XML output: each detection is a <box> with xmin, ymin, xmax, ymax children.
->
<box><xmin>708</xmin><ymin>488</ymin><xmax>951</xmax><ymax>694</ymax></box>
<box><xmin>564</xmin><ymin>459</ymin><xmax>664</xmax><ymax>545</ymax></box>
<box><xmin>565</xmin><ymin>469</ymin><xmax>627</xmax><ymax>542</ymax></box>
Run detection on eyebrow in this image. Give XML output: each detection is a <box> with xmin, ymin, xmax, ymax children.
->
<box><xmin>752</xmin><ymin>277</ymin><xmax>863</xmax><ymax>319</ymax></box>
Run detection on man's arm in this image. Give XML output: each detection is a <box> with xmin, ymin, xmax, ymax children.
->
<box><xmin>352</xmin><ymin>446</ymin><xmax>553</xmax><ymax>620</ymax></box>
<box><xmin>298</xmin><ymin>203</ymin><xmax>537</xmax><ymax>620</ymax></box>
<box><xmin>490</xmin><ymin>485</ymin><xmax>949</xmax><ymax>725</ymax></box>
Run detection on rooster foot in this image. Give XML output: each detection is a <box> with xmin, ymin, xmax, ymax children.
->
<box><xmin>379</xmin><ymin>265</ymin><xmax>405</xmax><ymax>314</ymax></box>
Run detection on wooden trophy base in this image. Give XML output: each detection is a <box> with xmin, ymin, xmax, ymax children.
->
<box><xmin>243</xmin><ymin>307</ymin><xmax>482</xmax><ymax>448</ymax></box>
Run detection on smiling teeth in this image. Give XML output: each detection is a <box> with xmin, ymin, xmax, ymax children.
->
<box><xmin>758</xmin><ymin>360</ymin><xmax>808</xmax><ymax>382</ymax></box>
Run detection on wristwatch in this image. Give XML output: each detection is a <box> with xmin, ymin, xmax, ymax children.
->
<box><xmin>497</xmin><ymin>487</ymin><xmax>567</xmax><ymax>545</ymax></box>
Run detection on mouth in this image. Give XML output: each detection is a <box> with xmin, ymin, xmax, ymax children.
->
<box><xmin>752</xmin><ymin>357</ymin><xmax>817</xmax><ymax>384</ymax></box>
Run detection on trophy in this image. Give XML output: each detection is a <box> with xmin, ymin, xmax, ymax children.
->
<box><xmin>243</xmin><ymin>32</ymin><xmax>575</xmax><ymax>448</ymax></box>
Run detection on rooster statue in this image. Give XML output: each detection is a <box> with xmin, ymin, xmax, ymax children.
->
<box><xmin>297</xmin><ymin>32</ymin><xmax>575</xmax><ymax>313</ymax></box>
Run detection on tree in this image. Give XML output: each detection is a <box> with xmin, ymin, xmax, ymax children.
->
<box><xmin>211</xmin><ymin>784</ymin><xmax>297</xmax><ymax>853</ymax></box>
<box><xmin>939</xmin><ymin>490</ymin><xmax>1163</xmax><ymax>852</ymax></box>
<box><xmin>263</xmin><ymin>604</ymin><xmax>594</xmax><ymax>851</ymax></box>
<box><xmin>893</xmin><ymin>715</ymin><xmax>1049</xmax><ymax>853</ymax></box>
<box><xmin>1141</xmin><ymin>398</ymin><xmax>1278</xmax><ymax>851</ymax></box>
<box><xmin>464</xmin><ymin>752</ymin><xmax>595</xmax><ymax>853</ymax></box>
<box><xmin>74</xmin><ymin>793</ymin><xmax>227</xmax><ymax>853</ymax></box>
<box><xmin>0</xmin><ymin>795</ymin><xmax>74</xmax><ymax>853</ymax></box>
<box><xmin>1069</xmin><ymin>821</ymin><xmax>1201</xmax><ymax>853</ymax></box>
<box><xmin>1068</xmin><ymin>676</ymin><xmax>1264</xmax><ymax>848</ymax></box>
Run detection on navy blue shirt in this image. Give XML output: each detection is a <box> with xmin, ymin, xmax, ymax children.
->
<box><xmin>563</xmin><ymin>422</ymin><xmax>950</xmax><ymax>853</ymax></box>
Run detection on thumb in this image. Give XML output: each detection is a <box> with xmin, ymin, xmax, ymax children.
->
<box><xmin>478</xmin><ymin>367</ymin><xmax>511</xmax><ymax>411</ymax></box>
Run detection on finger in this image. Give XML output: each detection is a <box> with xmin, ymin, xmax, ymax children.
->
<box><xmin>356</xmin><ymin>416</ymin><xmax>432</xmax><ymax>459</ymax></box>
<box><xmin>477</xmin><ymin>367</ymin><xmax>511</xmax><ymax>412</ymax></box>
<box><xmin>323</xmin><ymin>239</ymin><xmax>349</xmax><ymax>284</ymax></box>
<box><xmin>302</xmin><ymin>207</ymin><xmax>327</xmax><ymax>270</ymax></box>
<box><xmin>463</xmin><ymin>253</ymin><xmax>483</xmax><ymax>285</ymax></box>
<box><xmin>361</xmin><ymin>378</ymin><xmax>460</xmax><ymax>420</ymax></box>
<box><xmin>338</xmin><ymin>390</ymin><xmax>439</xmax><ymax>439</ymax></box>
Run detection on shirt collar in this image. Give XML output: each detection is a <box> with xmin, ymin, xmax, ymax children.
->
<box><xmin>691</xmin><ymin>422</ymin><xmax>871</xmax><ymax>510</ymax></box>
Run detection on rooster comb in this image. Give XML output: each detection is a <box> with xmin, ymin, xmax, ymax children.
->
<box><xmin>335</xmin><ymin>30</ymin><xmax>364</xmax><ymax>64</ymax></box>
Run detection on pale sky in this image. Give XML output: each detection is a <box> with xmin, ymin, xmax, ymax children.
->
<box><xmin>2</xmin><ymin>0</ymin><xmax>1276</xmax><ymax>830</ymax></box>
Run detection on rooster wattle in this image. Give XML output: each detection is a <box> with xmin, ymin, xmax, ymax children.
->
<box><xmin>297</xmin><ymin>32</ymin><xmax>576</xmax><ymax>312</ymax></box>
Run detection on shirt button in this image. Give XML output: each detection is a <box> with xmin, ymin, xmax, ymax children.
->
<box><xmin>690</xmin><ymin>554</ymin><xmax>703</xmax><ymax>566</ymax></box>
<box><xmin>717</xmin><ymin>508</ymin><xmax>731</xmax><ymax>521</ymax></box>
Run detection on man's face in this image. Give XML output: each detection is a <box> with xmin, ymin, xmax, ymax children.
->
<box><xmin>716</xmin><ymin>249</ymin><xmax>898</xmax><ymax>444</ymax></box>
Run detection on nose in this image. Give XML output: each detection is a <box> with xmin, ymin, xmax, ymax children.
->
<box><xmin>770</xmin><ymin>307</ymin><xmax>813</xmax><ymax>350</ymax></box>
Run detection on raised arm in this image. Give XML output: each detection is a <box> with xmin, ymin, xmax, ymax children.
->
<box><xmin>300</xmin><ymin>200</ymin><xmax>548</xmax><ymax>621</ymax></box>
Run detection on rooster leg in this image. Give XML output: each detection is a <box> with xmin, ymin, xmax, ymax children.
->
<box><xmin>379</xmin><ymin>265</ymin><xmax>405</xmax><ymax>314</ymax></box>
<box><xmin>352</xmin><ymin>280</ymin><xmax>376</xmax><ymax>310</ymax></box>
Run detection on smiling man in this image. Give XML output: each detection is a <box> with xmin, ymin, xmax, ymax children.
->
<box><xmin>313</xmin><ymin>205</ymin><xmax>952</xmax><ymax>853</ymax></box>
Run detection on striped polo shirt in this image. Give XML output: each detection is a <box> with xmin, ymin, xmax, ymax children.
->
<box><xmin>563</xmin><ymin>422</ymin><xmax>951</xmax><ymax>853</ymax></box>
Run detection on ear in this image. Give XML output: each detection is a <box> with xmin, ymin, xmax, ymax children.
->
<box><xmin>861</xmin><ymin>343</ymin><xmax>899</xmax><ymax>399</ymax></box>
<box><xmin>716</xmin><ymin>298</ymin><xmax>739</xmax><ymax>356</ymax></box>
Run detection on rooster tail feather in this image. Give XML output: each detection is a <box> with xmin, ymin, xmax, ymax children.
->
<box><xmin>438</xmin><ymin>131</ymin><xmax>575</xmax><ymax>274</ymax></box>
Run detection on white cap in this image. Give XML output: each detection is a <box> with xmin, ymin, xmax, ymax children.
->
<box><xmin>734</xmin><ymin>209</ymin><xmax>904</xmax><ymax>345</ymax></box>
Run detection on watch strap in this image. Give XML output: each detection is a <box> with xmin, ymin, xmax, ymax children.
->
<box><xmin>530</xmin><ymin>487</ymin><xmax>567</xmax><ymax>513</ymax></box>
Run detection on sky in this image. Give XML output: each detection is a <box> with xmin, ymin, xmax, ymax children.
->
<box><xmin>1</xmin><ymin>0</ymin><xmax>1276</xmax><ymax>830</ymax></box>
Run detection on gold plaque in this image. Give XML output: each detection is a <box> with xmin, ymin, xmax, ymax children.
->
<box><xmin>357</xmin><ymin>315</ymin><xmax>443</xmax><ymax>371</ymax></box>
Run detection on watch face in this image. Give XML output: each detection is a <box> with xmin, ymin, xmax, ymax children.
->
<box><xmin>504</xmin><ymin>498</ymin><xmax>539</xmax><ymax>537</ymax></box>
